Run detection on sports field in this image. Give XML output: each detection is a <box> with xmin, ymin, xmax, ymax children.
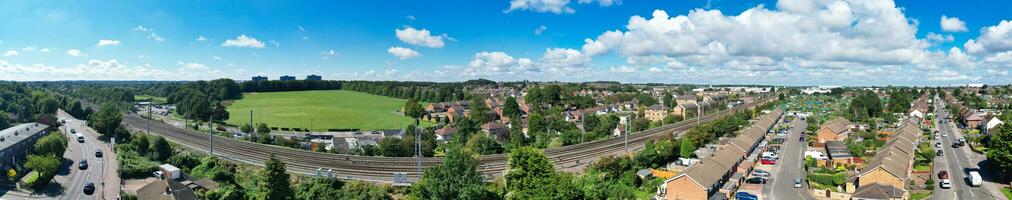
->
<box><xmin>225</xmin><ymin>90</ymin><xmax>430</xmax><ymax>131</ymax></box>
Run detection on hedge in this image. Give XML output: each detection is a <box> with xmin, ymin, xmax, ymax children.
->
<box><xmin>118</xmin><ymin>151</ymin><xmax>160</xmax><ymax>179</ymax></box>
<box><xmin>807</xmin><ymin>172</ymin><xmax>848</xmax><ymax>186</ymax></box>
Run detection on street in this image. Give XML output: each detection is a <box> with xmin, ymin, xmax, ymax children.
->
<box><xmin>932</xmin><ymin>99</ymin><xmax>1004</xmax><ymax>200</ymax></box>
<box><xmin>764</xmin><ymin>117</ymin><xmax>817</xmax><ymax>200</ymax></box>
<box><xmin>56</xmin><ymin>110</ymin><xmax>121</xmax><ymax>200</ymax></box>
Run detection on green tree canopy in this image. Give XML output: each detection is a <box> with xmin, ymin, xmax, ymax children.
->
<box><xmin>89</xmin><ymin>103</ymin><xmax>122</xmax><ymax>136</ymax></box>
<box><xmin>256</xmin><ymin>155</ymin><xmax>293</xmax><ymax>200</ymax></box>
<box><xmin>411</xmin><ymin>145</ymin><xmax>495</xmax><ymax>200</ymax></box>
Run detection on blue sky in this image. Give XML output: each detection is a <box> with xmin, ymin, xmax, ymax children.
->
<box><xmin>0</xmin><ymin>0</ymin><xmax>1009</xmax><ymax>86</ymax></box>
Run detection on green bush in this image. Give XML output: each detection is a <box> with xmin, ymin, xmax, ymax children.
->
<box><xmin>118</xmin><ymin>151</ymin><xmax>160</xmax><ymax>179</ymax></box>
<box><xmin>807</xmin><ymin>172</ymin><xmax>847</xmax><ymax>186</ymax></box>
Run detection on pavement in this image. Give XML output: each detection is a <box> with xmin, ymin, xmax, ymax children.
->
<box><xmin>931</xmin><ymin>98</ymin><xmax>1005</xmax><ymax>200</ymax></box>
<box><xmin>55</xmin><ymin>110</ymin><xmax>121</xmax><ymax>200</ymax></box>
<box><xmin>763</xmin><ymin>117</ymin><xmax>817</xmax><ymax>200</ymax></box>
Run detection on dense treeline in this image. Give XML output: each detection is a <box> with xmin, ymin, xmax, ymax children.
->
<box><xmin>240</xmin><ymin>80</ymin><xmax>343</xmax><ymax>93</ymax></box>
<box><xmin>0</xmin><ymin>82</ymin><xmax>68</xmax><ymax>128</ymax></box>
<box><xmin>342</xmin><ymin>81</ymin><xmax>468</xmax><ymax>103</ymax></box>
<box><xmin>847</xmin><ymin>90</ymin><xmax>883</xmax><ymax>123</ymax></box>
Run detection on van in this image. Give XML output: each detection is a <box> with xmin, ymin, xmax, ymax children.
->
<box><xmin>968</xmin><ymin>171</ymin><xmax>983</xmax><ymax>187</ymax></box>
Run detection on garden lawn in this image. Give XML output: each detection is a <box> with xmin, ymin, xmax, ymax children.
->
<box><xmin>134</xmin><ymin>95</ymin><xmax>168</xmax><ymax>104</ymax></box>
<box><xmin>226</xmin><ymin>90</ymin><xmax>431</xmax><ymax>131</ymax></box>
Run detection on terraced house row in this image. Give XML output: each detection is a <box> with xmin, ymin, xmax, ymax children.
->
<box><xmin>656</xmin><ymin>108</ymin><xmax>784</xmax><ymax>200</ymax></box>
<box><xmin>846</xmin><ymin>117</ymin><xmax>923</xmax><ymax>200</ymax></box>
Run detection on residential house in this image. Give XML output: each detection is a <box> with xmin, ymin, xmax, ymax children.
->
<box><xmin>645</xmin><ymin>105</ymin><xmax>669</xmax><ymax>122</ymax></box>
<box><xmin>847</xmin><ymin>118</ymin><xmax>921</xmax><ymax>199</ymax></box>
<box><xmin>434</xmin><ymin>127</ymin><xmax>458</xmax><ymax>141</ymax></box>
<box><xmin>981</xmin><ymin>116</ymin><xmax>1004</xmax><ymax>134</ymax></box>
<box><xmin>673</xmin><ymin>103</ymin><xmax>699</xmax><ymax>119</ymax></box>
<box><xmin>446</xmin><ymin>105</ymin><xmax>465</xmax><ymax>123</ymax></box>
<box><xmin>481</xmin><ymin>122</ymin><xmax>509</xmax><ymax>141</ymax></box>
<box><xmin>816</xmin><ymin>117</ymin><xmax>852</xmax><ymax>146</ymax></box>
<box><xmin>825</xmin><ymin>141</ymin><xmax>854</xmax><ymax>166</ymax></box>
<box><xmin>675</xmin><ymin>95</ymin><xmax>697</xmax><ymax>105</ymax></box>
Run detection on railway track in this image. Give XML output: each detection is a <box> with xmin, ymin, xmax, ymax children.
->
<box><xmin>122</xmin><ymin>98</ymin><xmax>775</xmax><ymax>183</ymax></box>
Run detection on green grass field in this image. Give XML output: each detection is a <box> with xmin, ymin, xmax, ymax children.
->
<box><xmin>225</xmin><ymin>90</ymin><xmax>430</xmax><ymax>131</ymax></box>
<box><xmin>134</xmin><ymin>95</ymin><xmax>168</xmax><ymax>104</ymax></box>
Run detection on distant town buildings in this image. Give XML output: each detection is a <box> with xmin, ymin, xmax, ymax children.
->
<box><xmin>307</xmin><ymin>74</ymin><xmax>322</xmax><ymax>81</ymax></box>
<box><xmin>252</xmin><ymin>76</ymin><xmax>268</xmax><ymax>81</ymax></box>
<box><xmin>280</xmin><ymin>75</ymin><xmax>296</xmax><ymax>81</ymax></box>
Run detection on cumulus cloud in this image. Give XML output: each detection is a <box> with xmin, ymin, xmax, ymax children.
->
<box><xmin>535</xmin><ymin>25</ymin><xmax>548</xmax><ymax>35</ymax></box>
<box><xmin>133</xmin><ymin>25</ymin><xmax>151</xmax><ymax>32</ymax></box>
<box><xmin>926</xmin><ymin>33</ymin><xmax>954</xmax><ymax>43</ymax></box>
<box><xmin>22</xmin><ymin>46</ymin><xmax>37</xmax><ymax>52</ymax></box>
<box><xmin>147</xmin><ymin>33</ymin><xmax>165</xmax><ymax>42</ymax></box>
<box><xmin>3</xmin><ymin>50</ymin><xmax>18</xmax><ymax>57</ymax></box>
<box><xmin>461</xmin><ymin>48</ymin><xmax>592</xmax><ymax>80</ymax></box>
<box><xmin>395</xmin><ymin>27</ymin><xmax>448</xmax><ymax>48</ymax></box>
<box><xmin>387</xmin><ymin>46</ymin><xmax>421</xmax><ymax>60</ymax></box>
<box><xmin>940</xmin><ymin>15</ymin><xmax>968</xmax><ymax>32</ymax></box>
<box><xmin>39</xmin><ymin>48</ymin><xmax>50</xmax><ymax>53</ymax></box>
<box><xmin>195</xmin><ymin>36</ymin><xmax>208</xmax><ymax>41</ymax></box>
<box><xmin>96</xmin><ymin>39</ymin><xmax>121</xmax><ymax>47</ymax></box>
<box><xmin>67</xmin><ymin>49</ymin><xmax>84</xmax><ymax>57</ymax></box>
<box><xmin>964</xmin><ymin>20</ymin><xmax>1012</xmax><ymax>54</ymax></box>
<box><xmin>221</xmin><ymin>35</ymin><xmax>266</xmax><ymax>48</ymax></box>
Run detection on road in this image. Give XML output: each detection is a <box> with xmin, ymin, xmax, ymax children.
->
<box><xmin>764</xmin><ymin>117</ymin><xmax>816</xmax><ymax>200</ymax></box>
<box><xmin>932</xmin><ymin>98</ymin><xmax>1004</xmax><ymax>200</ymax></box>
<box><xmin>56</xmin><ymin>110</ymin><xmax>120</xmax><ymax>200</ymax></box>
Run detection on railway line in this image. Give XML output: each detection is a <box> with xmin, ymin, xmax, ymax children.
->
<box><xmin>121</xmin><ymin>97</ymin><xmax>775</xmax><ymax>183</ymax></box>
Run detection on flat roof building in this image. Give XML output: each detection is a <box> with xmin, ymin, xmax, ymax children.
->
<box><xmin>252</xmin><ymin>76</ymin><xmax>268</xmax><ymax>81</ymax></box>
<box><xmin>280</xmin><ymin>75</ymin><xmax>296</xmax><ymax>81</ymax></box>
<box><xmin>306</xmin><ymin>74</ymin><xmax>322</xmax><ymax>81</ymax></box>
<box><xmin>0</xmin><ymin>123</ymin><xmax>50</xmax><ymax>171</ymax></box>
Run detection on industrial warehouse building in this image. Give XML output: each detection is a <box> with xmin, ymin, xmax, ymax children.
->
<box><xmin>0</xmin><ymin>123</ymin><xmax>51</xmax><ymax>172</ymax></box>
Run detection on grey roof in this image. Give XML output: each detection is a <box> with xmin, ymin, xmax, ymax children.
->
<box><xmin>821</xmin><ymin>117</ymin><xmax>852</xmax><ymax>135</ymax></box>
<box><xmin>0</xmin><ymin>123</ymin><xmax>49</xmax><ymax>151</ymax></box>
<box><xmin>851</xmin><ymin>183</ymin><xmax>906</xmax><ymax>199</ymax></box>
<box><xmin>671</xmin><ymin>108</ymin><xmax>783</xmax><ymax>190</ymax></box>
<box><xmin>856</xmin><ymin>118</ymin><xmax>920</xmax><ymax>183</ymax></box>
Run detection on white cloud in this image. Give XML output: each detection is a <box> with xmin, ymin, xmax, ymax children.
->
<box><xmin>177</xmin><ymin>61</ymin><xmax>208</xmax><ymax>70</ymax></box>
<box><xmin>321</xmin><ymin>50</ymin><xmax>338</xmax><ymax>56</ymax></box>
<box><xmin>213</xmin><ymin>56</ymin><xmax>222</xmax><ymax>60</ymax></box>
<box><xmin>940</xmin><ymin>15</ymin><xmax>968</xmax><ymax>32</ymax></box>
<box><xmin>926</xmin><ymin>32</ymin><xmax>954</xmax><ymax>43</ymax></box>
<box><xmin>22</xmin><ymin>46</ymin><xmax>37</xmax><ymax>51</ymax></box>
<box><xmin>387</xmin><ymin>46</ymin><xmax>421</xmax><ymax>60</ymax></box>
<box><xmin>460</xmin><ymin>48</ymin><xmax>593</xmax><ymax>80</ymax></box>
<box><xmin>506</xmin><ymin>0</ymin><xmax>617</xmax><ymax>14</ymax></box>
<box><xmin>195</xmin><ymin>36</ymin><xmax>208</xmax><ymax>41</ymax></box>
<box><xmin>465</xmin><ymin>51</ymin><xmax>536</xmax><ymax>77</ymax></box>
<box><xmin>506</xmin><ymin>0</ymin><xmax>575</xmax><ymax>14</ymax></box>
<box><xmin>964</xmin><ymin>20</ymin><xmax>1012</xmax><ymax>54</ymax></box>
<box><xmin>133</xmin><ymin>25</ymin><xmax>151</xmax><ymax>32</ymax></box>
<box><xmin>221</xmin><ymin>35</ymin><xmax>266</xmax><ymax>48</ymax></box>
<box><xmin>66</xmin><ymin>49</ymin><xmax>84</xmax><ymax>57</ymax></box>
<box><xmin>39</xmin><ymin>48</ymin><xmax>50</xmax><ymax>53</ymax></box>
<box><xmin>395</xmin><ymin>27</ymin><xmax>448</xmax><ymax>48</ymax></box>
<box><xmin>148</xmin><ymin>33</ymin><xmax>165</xmax><ymax>42</ymax></box>
<box><xmin>406</xmin><ymin>16</ymin><xmax>416</xmax><ymax>21</ymax></box>
<box><xmin>535</xmin><ymin>25</ymin><xmax>548</xmax><ymax>35</ymax></box>
<box><xmin>3</xmin><ymin>50</ymin><xmax>18</xmax><ymax>57</ymax></box>
<box><xmin>96</xmin><ymin>39</ymin><xmax>121</xmax><ymax>47</ymax></box>
<box><xmin>609</xmin><ymin>65</ymin><xmax>637</xmax><ymax>73</ymax></box>
<box><xmin>269</xmin><ymin>40</ymin><xmax>280</xmax><ymax>47</ymax></box>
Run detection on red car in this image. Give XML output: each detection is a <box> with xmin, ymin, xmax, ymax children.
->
<box><xmin>938</xmin><ymin>171</ymin><xmax>949</xmax><ymax>180</ymax></box>
<box><xmin>761</xmin><ymin>158</ymin><xmax>776</xmax><ymax>165</ymax></box>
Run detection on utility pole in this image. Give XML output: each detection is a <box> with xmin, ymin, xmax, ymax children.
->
<box><xmin>209</xmin><ymin>101</ymin><xmax>214</xmax><ymax>156</ymax></box>
<box><xmin>250</xmin><ymin>110</ymin><xmax>253</xmax><ymax>142</ymax></box>
<box><xmin>580</xmin><ymin>115</ymin><xmax>585</xmax><ymax>143</ymax></box>
<box><xmin>624</xmin><ymin>115</ymin><xmax>630</xmax><ymax>153</ymax></box>
<box><xmin>415</xmin><ymin>119</ymin><xmax>422</xmax><ymax>176</ymax></box>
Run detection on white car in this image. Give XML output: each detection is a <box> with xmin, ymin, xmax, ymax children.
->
<box><xmin>940</xmin><ymin>179</ymin><xmax>951</xmax><ymax>189</ymax></box>
<box><xmin>794</xmin><ymin>178</ymin><xmax>803</xmax><ymax>188</ymax></box>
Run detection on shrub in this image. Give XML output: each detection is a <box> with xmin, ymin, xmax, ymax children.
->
<box><xmin>118</xmin><ymin>151</ymin><xmax>160</xmax><ymax>179</ymax></box>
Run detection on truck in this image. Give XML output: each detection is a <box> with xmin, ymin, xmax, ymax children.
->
<box><xmin>968</xmin><ymin>171</ymin><xmax>982</xmax><ymax>187</ymax></box>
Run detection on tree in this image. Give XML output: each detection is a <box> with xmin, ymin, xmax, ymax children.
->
<box><xmin>211</xmin><ymin>102</ymin><xmax>229</xmax><ymax>122</ymax></box>
<box><xmin>466</xmin><ymin>134</ymin><xmax>503</xmax><ymax>155</ymax></box>
<box><xmin>502</xmin><ymin>97</ymin><xmax>523</xmax><ymax>121</ymax></box>
<box><xmin>25</xmin><ymin>155</ymin><xmax>61</xmax><ymax>189</ymax></box>
<box><xmin>89</xmin><ymin>103</ymin><xmax>123</xmax><ymax>136</ymax></box>
<box><xmin>0</xmin><ymin>111</ymin><xmax>9</xmax><ymax>130</ymax></box>
<box><xmin>34</xmin><ymin>132</ymin><xmax>68</xmax><ymax>157</ymax></box>
<box><xmin>411</xmin><ymin>145</ymin><xmax>495</xmax><ymax>200</ymax></box>
<box><xmin>680</xmin><ymin>139</ymin><xmax>696</xmax><ymax>158</ymax></box>
<box><xmin>241</xmin><ymin>124</ymin><xmax>253</xmax><ymax>133</ymax></box>
<box><xmin>403</xmin><ymin>98</ymin><xmax>425</xmax><ymax>119</ymax></box>
<box><xmin>133</xmin><ymin>133</ymin><xmax>150</xmax><ymax>156</ymax></box>
<box><xmin>505</xmin><ymin>147</ymin><xmax>582</xmax><ymax>200</ymax></box>
<box><xmin>256</xmin><ymin>155</ymin><xmax>292</xmax><ymax>200</ymax></box>
<box><xmin>149</xmin><ymin>136</ymin><xmax>173</xmax><ymax>162</ymax></box>
<box><xmin>987</xmin><ymin>123</ymin><xmax>1012</xmax><ymax>178</ymax></box>
<box><xmin>38</xmin><ymin>97</ymin><xmax>60</xmax><ymax>114</ymax></box>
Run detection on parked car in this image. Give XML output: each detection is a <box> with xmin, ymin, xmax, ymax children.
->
<box><xmin>940</xmin><ymin>179</ymin><xmax>952</xmax><ymax>188</ymax></box>
<box><xmin>935</xmin><ymin>142</ymin><xmax>942</xmax><ymax>148</ymax></box>
<box><xmin>761</xmin><ymin>158</ymin><xmax>777</xmax><ymax>165</ymax></box>
<box><xmin>83</xmin><ymin>182</ymin><xmax>95</xmax><ymax>194</ymax></box>
<box><xmin>762</xmin><ymin>152</ymin><xmax>778</xmax><ymax>160</ymax></box>
<box><xmin>752</xmin><ymin>171</ymin><xmax>771</xmax><ymax>177</ymax></box>
<box><xmin>753</xmin><ymin>169</ymin><xmax>770</xmax><ymax>175</ymax></box>
<box><xmin>745</xmin><ymin>177</ymin><xmax>767</xmax><ymax>184</ymax></box>
<box><xmin>794</xmin><ymin>178</ymin><xmax>803</xmax><ymax>188</ymax></box>
<box><xmin>938</xmin><ymin>171</ymin><xmax>949</xmax><ymax>179</ymax></box>
<box><xmin>936</xmin><ymin>150</ymin><xmax>943</xmax><ymax>156</ymax></box>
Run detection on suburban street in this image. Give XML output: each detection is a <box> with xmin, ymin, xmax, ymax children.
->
<box><xmin>764</xmin><ymin>117</ymin><xmax>816</xmax><ymax>200</ymax></box>
<box><xmin>56</xmin><ymin>110</ymin><xmax>120</xmax><ymax>200</ymax></box>
<box><xmin>932</xmin><ymin>99</ymin><xmax>1004</xmax><ymax>200</ymax></box>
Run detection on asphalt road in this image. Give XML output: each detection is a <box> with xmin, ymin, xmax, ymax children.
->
<box><xmin>932</xmin><ymin>99</ymin><xmax>1003</xmax><ymax>200</ymax></box>
<box><xmin>765</xmin><ymin>117</ymin><xmax>817</xmax><ymax>200</ymax></box>
<box><xmin>57</xmin><ymin>110</ymin><xmax>119</xmax><ymax>200</ymax></box>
